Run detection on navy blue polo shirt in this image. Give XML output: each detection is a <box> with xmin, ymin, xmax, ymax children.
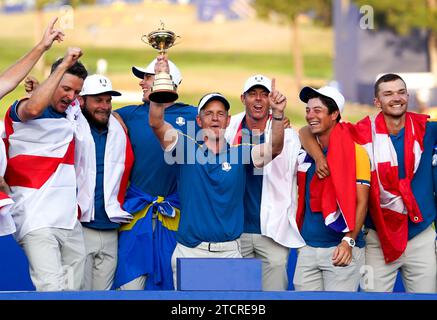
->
<box><xmin>81</xmin><ymin>124</ymin><xmax>119</xmax><ymax>230</ymax></box>
<box><xmin>170</xmin><ymin>132</ymin><xmax>252</xmax><ymax>248</ymax></box>
<box><xmin>241</xmin><ymin>120</ymin><xmax>265</xmax><ymax>234</ymax></box>
<box><xmin>10</xmin><ymin>101</ymin><xmax>66</xmax><ymax>121</ymax></box>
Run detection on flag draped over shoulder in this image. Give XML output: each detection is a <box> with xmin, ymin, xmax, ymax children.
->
<box><xmin>225</xmin><ymin>112</ymin><xmax>305</xmax><ymax>248</ymax></box>
<box><xmin>3</xmin><ymin>101</ymin><xmax>78</xmax><ymax>241</ymax></box>
<box><xmin>296</xmin><ymin>123</ymin><xmax>357</xmax><ymax>233</ymax></box>
<box><xmin>0</xmin><ymin>135</ymin><xmax>14</xmax><ymax>236</ymax></box>
<box><xmin>343</xmin><ymin>112</ymin><xmax>428</xmax><ymax>263</ymax></box>
<box><xmin>75</xmin><ymin>113</ymin><xmax>134</xmax><ymax>223</ymax></box>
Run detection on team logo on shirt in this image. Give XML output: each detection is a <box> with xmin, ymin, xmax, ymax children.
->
<box><xmin>175</xmin><ymin>117</ymin><xmax>186</xmax><ymax>126</ymax></box>
<box><xmin>222</xmin><ymin>162</ymin><xmax>232</xmax><ymax>172</ymax></box>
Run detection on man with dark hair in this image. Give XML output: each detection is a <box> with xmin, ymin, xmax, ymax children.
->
<box><xmin>300</xmin><ymin>74</ymin><xmax>437</xmax><ymax>293</ymax></box>
<box><xmin>294</xmin><ymin>86</ymin><xmax>370</xmax><ymax>291</ymax></box>
<box><xmin>225</xmin><ymin>74</ymin><xmax>304</xmax><ymax>291</ymax></box>
<box><xmin>149</xmin><ymin>56</ymin><xmax>287</xmax><ymax>289</ymax></box>
<box><xmin>113</xmin><ymin>57</ymin><xmax>198</xmax><ymax>290</ymax></box>
<box><xmin>0</xmin><ymin>17</ymin><xmax>64</xmax><ymax>237</ymax></box>
<box><xmin>77</xmin><ymin>74</ymin><xmax>134</xmax><ymax>290</ymax></box>
<box><xmin>4</xmin><ymin>47</ymin><xmax>88</xmax><ymax>291</ymax></box>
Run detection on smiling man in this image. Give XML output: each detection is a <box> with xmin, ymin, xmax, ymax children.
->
<box><xmin>299</xmin><ymin>74</ymin><xmax>437</xmax><ymax>293</ymax></box>
<box><xmin>149</xmin><ymin>55</ymin><xmax>287</xmax><ymax>288</ymax></box>
<box><xmin>78</xmin><ymin>74</ymin><xmax>134</xmax><ymax>290</ymax></box>
<box><xmin>4</xmin><ymin>48</ymin><xmax>88</xmax><ymax>291</ymax></box>
<box><xmin>113</xmin><ymin>57</ymin><xmax>198</xmax><ymax>291</ymax></box>
<box><xmin>293</xmin><ymin>85</ymin><xmax>370</xmax><ymax>292</ymax></box>
<box><xmin>225</xmin><ymin>75</ymin><xmax>304</xmax><ymax>291</ymax></box>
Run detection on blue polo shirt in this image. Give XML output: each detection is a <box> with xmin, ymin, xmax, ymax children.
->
<box><xmin>242</xmin><ymin>120</ymin><xmax>265</xmax><ymax>234</ymax></box>
<box><xmin>82</xmin><ymin>124</ymin><xmax>119</xmax><ymax>230</ymax></box>
<box><xmin>301</xmin><ymin>144</ymin><xmax>370</xmax><ymax>248</ymax></box>
<box><xmin>170</xmin><ymin>132</ymin><xmax>252</xmax><ymax>248</ymax></box>
<box><xmin>9</xmin><ymin>101</ymin><xmax>66</xmax><ymax>121</ymax></box>
<box><xmin>365</xmin><ymin>122</ymin><xmax>437</xmax><ymax>239</ymax></box>
<box><xmin>115</xmin><ymin>102</ymin><xmax>198</xmax><ymax>197</ymax></box>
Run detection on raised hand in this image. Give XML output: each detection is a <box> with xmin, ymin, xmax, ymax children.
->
<box><xmin>61</xmin><ymin>47</ymin><xmax>83</xmax><ymax>69</ymax></box>
<box><xmin>39</xmin><ymin>17</ymin><xmax>65</xmax><ymax>51</ymax></box>
<box><xmin>268</xmin><ymin>78</ymin><xmax>287</xmax><ymax>116</ymax></box>
<box><xmin>24</xmin><ymin>76</ymin><xmax>39</xmax><ymax>95</ymax></box>
<box><xmin>155</xmin><ymin>54</ymin><xmax>170</xmax><ymax>74</ymax></box>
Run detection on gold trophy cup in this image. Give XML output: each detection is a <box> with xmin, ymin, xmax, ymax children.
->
<box><xmin>142</xmin><ymin>23</ymin><xmax>179</xmax><ymax>103</ymax></box>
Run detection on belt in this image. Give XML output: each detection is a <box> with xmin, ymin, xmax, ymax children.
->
<box><xmin>197</xmin><ymin>240</ymin><xmax>240</xmax><ymax>252</ymax></box>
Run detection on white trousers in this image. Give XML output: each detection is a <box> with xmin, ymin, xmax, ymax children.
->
<box><xmin>83</xmin><ymin>227</ymin><xmax>118</xmax><ymax>290</ymax></box>
<box><xmin>19</xmin><ymin>220</ymin><xmax>86</xmax><ymax>291</ymax></box>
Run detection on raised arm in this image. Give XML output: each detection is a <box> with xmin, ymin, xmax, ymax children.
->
<box><xmin>299</xmin><ymin>125</ymin><xmax>330</xmax><ymax>178</ymax></box>
<box><xmin>0</xmin><ymin>17</ymin><xmax>64</xmax><ymax>99</ymax></box>
<box><xmin>17</xmin><ymin>47</ymin><xmax>82</xmax><ymax>122</ymax></box>
<box><xmin>148</xmin><ymin>55</ymin><xmax>178</xmax><ymax>150</ymax></box>
<box><xmin>149</xmin><ymin>101</ymin><xmax>178</xmax><ymax>150</ymax></box>
<box><xmin>252</xmin><ymin>78</ymin><xmax>285</xmax><ymax>167</ymax></box>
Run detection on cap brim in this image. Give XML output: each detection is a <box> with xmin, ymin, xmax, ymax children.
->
<box><xmin>82</xmin><ymin>90</ymin><xmax>122</xmax><ymax>97</ymax></box>
<box><xmin>198</xmin><ymin>95</ymin><xmax>230</xmax><ymax>113</ymax></box>
<box><xmin>299</xmin><ymin>86</ymin><xmax>319</xmax><ymax>103</ymax></box>
<box><xmin>132</xmin><ymin>66</ymin><xmax>152</xmax><ymax>80</ymax></box>
<box><xmin>106</xmin><ymin>90</ymin><xmax>122</xmax><ymax>97</ymax></box>
<box><xmin>244</xmin><ymin>84</ymin><xmax>270</xmax><ymax>94</ymax></box>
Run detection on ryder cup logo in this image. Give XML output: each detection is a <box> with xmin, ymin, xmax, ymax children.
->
<box><xmin>99</xmin><ymin>78</ymin><xmax>108</xmax><ymax>87</ymax></box>
<box><xmin>222</xmin><ymin>162</ymin><xmax>232</xmax><ymax>172</ymax></box>
<box><xmin>175</xmin><ymin>117</ymin><xmax>186</xmax><ymax>126</ymax></box>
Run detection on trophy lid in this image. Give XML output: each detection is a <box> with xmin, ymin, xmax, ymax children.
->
<box><xmin>144</xmin><ymin>22</ymin><xmax>178</xmax><ymax>51</ymax></box>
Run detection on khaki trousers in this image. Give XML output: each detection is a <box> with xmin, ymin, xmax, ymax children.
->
<box><xmin>363</xmin><ymin>225</ymin><xmax>437</xmax><ymax>293</ymax></box>
<box><xmin>240</xmin><ymin>233</ymin><xmax>290</xmax><ymax>291</ymax></box>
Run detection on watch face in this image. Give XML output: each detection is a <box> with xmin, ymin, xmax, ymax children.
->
<box><xmin>350</xmin><ymin>239</ymin><xmax>355</xmax><ymax>246</ymax></box>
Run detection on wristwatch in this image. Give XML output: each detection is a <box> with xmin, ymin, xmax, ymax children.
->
<box><xmin>342</xmin><ymin>236</ymin><xmax>356</xmax><ymax>248</ymax></box>
<box><xmin>272</xmin><ymin>113</ymin><xmax>284</xmax><ymax>121</ymax></box>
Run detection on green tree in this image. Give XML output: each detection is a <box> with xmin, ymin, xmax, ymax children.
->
<box><xmin>253</xmin><ymin>0</ymin><xmax>331</xmax><ymax>89</ymax></box>
<box><xmin>352</xmin><ymin>0</ymin><xmax>437</xmax><ymax>76</ymax></box>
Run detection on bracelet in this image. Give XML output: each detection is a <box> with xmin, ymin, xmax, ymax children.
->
<box><xmin>272</xmin><ymin>114</ymin><xmax>284</xmax><ymax>121</ymax></box>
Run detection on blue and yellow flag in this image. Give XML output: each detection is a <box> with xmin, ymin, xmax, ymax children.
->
<box><xmin>114</xmin><ymin>184</ymin><xmax>180</xmax><ymax>289</ymax></box>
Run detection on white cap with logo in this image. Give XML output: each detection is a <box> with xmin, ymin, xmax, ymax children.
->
<box><xmin>132</xmin><ymin>58</ymin><xmax>182</xmax><ymax>87</ymax></box>
<box><xmin>197</xmin><ymin>92</ymin><xmax>231</xmax><ymax>114</ymax></box>
<box><xmin>243</xmin><ymin>74</ymin><xmax>272</xmax><ymax>94</ymax></box>
<box><xmin>299</xmin><ymin>86</ymin><xmax>345</xmax><ymax>113</ymax></box>
<box><xmin>80</xmin><ymin>74</ymin><xmax>121</xmax><ymax>96</ymax></box>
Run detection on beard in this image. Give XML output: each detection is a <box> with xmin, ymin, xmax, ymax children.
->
<box><xmin>82</xmin><ymin>106</ymin><xmax>109</xmax><ymax>130</ymax></box>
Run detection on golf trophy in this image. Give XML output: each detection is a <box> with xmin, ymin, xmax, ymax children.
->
<box><xmin>142</xmin><ymin>22</ymin><xmax>179</xmax><ymax>103</ymax></box>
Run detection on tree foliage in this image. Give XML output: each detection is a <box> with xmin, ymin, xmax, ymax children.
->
<box><xmin>253</xmin><ymin>0</ymin><xmax>332</xmax><ymax>26</ymax></box>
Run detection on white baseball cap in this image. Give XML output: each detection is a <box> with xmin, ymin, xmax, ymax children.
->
<box><xmin>299</xmin><ymin>86</ymin><xmax>345</xmax><ymax>113</ymax></box>
<box><xmin>80</xmin><ymin>74</ymin><xmax>121</xmax><ymax>96</ymax></box>
<box><xmin>197</xmin><ymin>92</ymin><xmax>230</xmax><ymax>114</ymax></box>
<box><xmin>243</xmin><ymin>74</ymin><xmax>272</xmax><ymax>94</ymax></box>
<box><xmin>132</xmin><ymin>58</ymin><xmax>182</xmax><ymax>87</ymax></box>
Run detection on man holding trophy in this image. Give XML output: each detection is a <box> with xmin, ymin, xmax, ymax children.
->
<box><xmin>114</xmin><ymin>24</ymin><xmax>198</xmax><ymax>290</ymax></box>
